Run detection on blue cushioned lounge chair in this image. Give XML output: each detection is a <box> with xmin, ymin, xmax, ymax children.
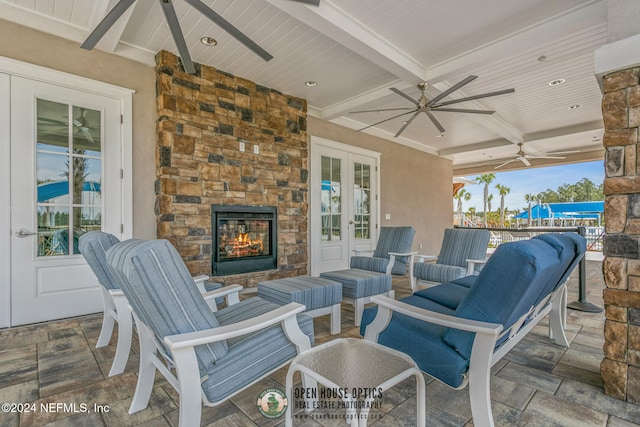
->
<box><xmin>106</xmin><ymin>239</ymin><xmax>314</xmax><ymax>427</ymax></box>
<box><xmin>411</xmin><ymin>228</ymin><xmax>490</xmax><ymax>290</ymax></box>
<box><xmin>79</xmin><ymin>231</ymin><xmax>222</xmax><ymax>376</ymax></box>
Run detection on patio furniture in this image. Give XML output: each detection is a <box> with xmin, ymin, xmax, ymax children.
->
<box><xmin>258</xmin><ymin>276</ymin><xmax>343</xmax><ymax>334</ymax></box>
<box><xmin>78</xmin><ymin>231</ymin><xmax>222</xmax><ymax>376</ymax></box>
<box><xmin>350</xmin><ymin>226</ymin><xmax>416</xmax><ymax>276</ymax></box>
<box><xmin>319</xmin><ymin>269</ymin><xmax>393</xmax><ymax>326</ymax></box>
<box><xmin>285</xmin><ymin>338</ymin><xmax>425</xmax><ymax>427</ymax></box>
<box><xmin>411</xmin><ymin>228</ymin><xmax>490</xmax><ymax>290</ymax></box>
<box><xmin>361</xmin><ymin>233</ymin><xmax>585</xmax><ymax>427</ymax></box>
<box><xmin>105</xmin><ymin>239</ymin><xmax>314</xmax><ymax>427</ymax></box>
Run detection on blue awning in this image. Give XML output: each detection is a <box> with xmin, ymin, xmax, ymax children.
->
<box><xmin>37</xmin><ymin>181</ymin><xmax>101</xmax><ymax>202</ymax></box>
<box><xmin>516</xmin><ymin>201</ymin><xmax>603</xmax><ymax>219</ymax></box>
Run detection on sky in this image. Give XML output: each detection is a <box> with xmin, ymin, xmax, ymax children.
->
<box><xmin>456</xmin><ymin>160</ymin><xmax>604</xmax><ymax>213</ymax></box>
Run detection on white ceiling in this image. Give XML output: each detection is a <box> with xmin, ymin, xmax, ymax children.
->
<box><xmin>0</xmin><ymin>0</ymin><xmax>608</xmax><ymax>173</ymax></box>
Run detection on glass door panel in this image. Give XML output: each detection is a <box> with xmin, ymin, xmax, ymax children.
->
<box><xmin>321</xmin><ymin>156</ymin><xmax>342</xmax><ymax>241</ymax></box>
<box><xmin>36</xmin><ymin>99</ymin><xmax>103</xmax><ymax>257</ymax></box>
<box><xmin>353</xmin><ymin>162</ymin><xmax>371</xmax><ymax>240</ymax></box>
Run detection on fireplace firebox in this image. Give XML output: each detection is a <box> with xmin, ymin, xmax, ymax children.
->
<box><xmin>211</xmin><ymin>205</ymin><xmax>277</xmax><ymax>276</ymax></box>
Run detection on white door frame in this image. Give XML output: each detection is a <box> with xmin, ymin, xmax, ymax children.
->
<box><xmin>309</xmin><ymin>136</ymin><xmax>381</xmax><ymax>276</ymax></box>
<box><xmin>0</xmin><ymin>72</ymin><xmax>10</xmax><ymax>328</ymax></box>
<box><xmin>0</xmin><ymin>56</ymin><xmax>134</xmax><ymax>328</ymax></box>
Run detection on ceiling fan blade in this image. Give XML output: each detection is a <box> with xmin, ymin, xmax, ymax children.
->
<box><xmin>394</xmin><ymin>111</ymin><xmax>420</xmax><ymax>138</ymax></box>
<box><xmin>184</xmin><ymin>0</ymin><xmax>273</xmax><ymax>62</ymax></box>
<box><xmin>290</xmin><ymin>0</ymin><xmax>320</xmax><ymax>5</ymax></box>
<box><xmin>433</xmin><ymin>88</ymin><xmax>515</xmax><ymax>107</ymax></box>
<box><xmin>349</xmin><ymin>107</ymin><xmax>416</xmax><ymax>114</ymax></box>
<box><xmin>81</xmin><ymin>0</ymin><xmax>136</xmax><ymax>50</ymax></box>
<box><xmin>160</xmin><ymin>0</ymin><xmax>196</xmax><ymax>74</ymax></box>
<box><xmin>358</xmin><ymin>110</ymin><xmax>416</xmax><ymax>132</ymax></box>
<box><xmin>80</xmin><ymin>128</ymin><xmax>95</xmax><ymax>144</ymax></box>
<box><xmin>433</xmin><ymin>107</ymin><xmax>494</xmax><ymax>114</ymax></box>
<box><xmin>494</xmin><ymin>158</ymin><xmax>519</xmax><ymax>169</ymax></box>
<box><xmin>390</xmin><ymin>87</ymin><xmax>421</xmax><ymax>107</ymax></box>
<box><xmin>427</xmin><ymin>75</ymin><xmax>477</xmax><ymax>106</ymax></box>
<box><xmin>521</xmin><ymin>157</ymin><xmax>531</xmax><ymax>167</ymax></box>
<box><xmin>425</xmin><ymin>111</ymin><xmax>446</xmax><ymax>133</ymax></box>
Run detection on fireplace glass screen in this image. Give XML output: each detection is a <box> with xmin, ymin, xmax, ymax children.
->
<box><xmin>211</xmin><ymin>205</ymin><xmax>277</xmax><ymax>276</ymax></box>
<box><xmin>218</xmin><ymin>219</ymin><xmax>270</xmax><ymax>259</ymax></box>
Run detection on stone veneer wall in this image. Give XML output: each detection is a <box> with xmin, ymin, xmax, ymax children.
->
<box><xmin>155</xmin><ymin>51</ymin><xmax>308</xmax><ymax>287</ymax></box>
<box><xmin>601</xmin><ymin>67</ymin><xmax>640</xmax><ymax>402</ymax></box>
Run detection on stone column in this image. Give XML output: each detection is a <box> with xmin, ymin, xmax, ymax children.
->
<box><xmin>597</xmin><ymin>0</ymin><xmax>640</xmax><ymax>399</ymax></box>
<box><xmin>601</xmin><ymin>66</ymin><xmax>640</xmax><ymax>402</ymax></box>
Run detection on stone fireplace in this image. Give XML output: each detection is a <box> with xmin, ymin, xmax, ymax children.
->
<box><xmin>155</xmin><ymin>51</ymin><xmax>309</xmax><ymax>287</ymax></box>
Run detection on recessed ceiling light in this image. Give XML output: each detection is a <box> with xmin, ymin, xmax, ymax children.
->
<box><xmin>436</xmin><ymin>134</ymin><xmax>443</xmax><ymax>138</ymax></box>
<box><xmin>568</xmin><ymin>104</ymin><xmax>582</xmax><ymax>110</ymax></box>
<box><xmin>305</xmin><ymin>81</ymin><xmax>318</xmax><ymax>87</ymax></box>
<box><xmin>548</xmin><ymin>79</ymin><xmax>565</xmax><ymax>86</ymax></box>
<box><xmin>538</xmin><ymin>55</ymin><xmax>547</xmax><ymax>62</ymax></box>
<box><xmin>200</xmin><ymin>36</ymin><xmax>217</xmax><ymax>46</ymax></box>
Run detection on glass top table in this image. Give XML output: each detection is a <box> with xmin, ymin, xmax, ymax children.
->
<box><xmin>285</xmin><ymin>338</ymin><xmax>425</xmax><ymax>427</ymax></box>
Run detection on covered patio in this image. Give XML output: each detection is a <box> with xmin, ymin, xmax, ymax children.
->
<box><xmin>2</xmin><ymin>260</ymin><xmax>637</xmax><ymax>426</ymax></box>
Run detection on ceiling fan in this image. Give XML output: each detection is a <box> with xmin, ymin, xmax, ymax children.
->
<box><xmin>81</xmin><ymin>0</ymin><xmax>320</xmax><ymax>75</ymax></box>
<box><xmin>493</xmin><ymin>142</ymin><xmax>580</xmax><ymax>169</ymax></box>
<box><xmin>350</xmin><ymin>76</ymin><xmax>514</xmax><ymax>137</ymax></box>
<box><xmin>38</xmin><ymin>109</ymin><xmax>96</xmax><ymax>144</ymax></box>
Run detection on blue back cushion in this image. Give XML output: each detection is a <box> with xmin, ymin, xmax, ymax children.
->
<box><xmin>106</xmin><ymin>239</ymin><xmax>228</xmax><ymax>371</ymax></box>
<box><xmin>373</xmin><ymin>226</ymin><xmax>415</xmax><ymax>258</ymax></box>
<box><xmin>79</xmin><ymin>231</ymin><xmax>121</xmax><ymax>290</ymax></box>
<box><xmin>443</xmin><ymin>238</ymin><xmax>561</xmax><ymax>358</ymax></box>
<box><xmin>437</xmin><ymin>228</ymin><xmax>490</xmax><ymax>268</ymax></box>
<box><xmin>530</xmin><ymin>234</ymin><xmax>579</xmax><ymax>304</ymax></box>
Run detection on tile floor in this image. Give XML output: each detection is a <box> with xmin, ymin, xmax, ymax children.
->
<box><xmin>1</xmin><ymin>260</ymin><xmax>639</xmax><ymax>426</ymax></box>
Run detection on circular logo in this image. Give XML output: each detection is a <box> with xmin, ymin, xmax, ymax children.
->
<box><xmin>257</xmin><ymin>388</ymin><xmax>288</xmax><ymax>419</ymax></box>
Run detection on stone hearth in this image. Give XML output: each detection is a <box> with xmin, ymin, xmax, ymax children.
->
<box><xmin>154</xmin><ymin>51</ymin><xmax>308</xmax><ymax>287</ymax></box>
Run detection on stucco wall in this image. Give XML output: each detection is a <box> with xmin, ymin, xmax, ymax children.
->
<box><xmin>0</xmin><ymin>19</ymin><xmax>157</xmax><ymax>240</ymax></box>
<box><xmin>308</xmin><ymin>117</ymin><xmax>453</xmax><ymax>254</ymax></box>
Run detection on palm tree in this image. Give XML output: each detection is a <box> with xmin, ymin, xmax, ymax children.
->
<box><xmin>496</xmin><ymin>184</ymin><xmax>511</xmax><ymax>227</ymax></box>
<box><xmin>454</xmin><ymin>189</ymin><xmax>471</xmax><ymax>226</ymax></box>
<box><xmin>475</xmin><ymin>173</ymin><xmax>495</xmax><ymax>225</ymax></box>
<box><xmin>524</xmin><ymin>193</ymin><xmax>537</xmax><ymax>227</ymax></box>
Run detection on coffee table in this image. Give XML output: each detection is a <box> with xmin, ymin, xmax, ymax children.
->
<box><xmin>285</xmin><ymin>338</ymin><xmax>425</xmax><ymax>427</ymax></box>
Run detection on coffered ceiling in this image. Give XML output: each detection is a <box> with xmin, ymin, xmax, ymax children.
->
<box><xmin>0</xmin><ymin>0</ymin><xmax>608</xmax><ymax>174</ymax></box>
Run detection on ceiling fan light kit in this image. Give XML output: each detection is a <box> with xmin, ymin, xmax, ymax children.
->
<box><xmin>81</xmin><ymin>0</ymin><xmax>319</xmax><ymax>74</ymax></box>
<box><xmin>351</xmin><ymin>76</ymin><xmax>515</xmax><ymax>137</ymax></box>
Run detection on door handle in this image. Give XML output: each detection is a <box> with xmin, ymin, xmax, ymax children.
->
<box><xmin>15</xmin><ymin>229</ymin><xmax>37</xmax><ymax>238</ymax></box>
<box><xmin>348</xmin><ymin>220</ymin><xmax>355</xmax><ymax>225</ymax></box>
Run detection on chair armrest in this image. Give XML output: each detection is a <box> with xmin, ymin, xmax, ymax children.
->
<box><xmin>202</xmin><ymin>284</ymin><xmax>242</xmax><ymax>308</ymax></box>
<box><xmin>367</xmin><ymin>295</ymin><xmax>503</xmax><ymax>335</ymax></box>
<box><xmin>386</xmin><ymin>251</ymin><xmax>418</xmax><ymax>275</ymax></box>
<box><xmin>415</xmin><ymin>254</ymin><xmax>438</xmax><ymax>262</ymax></box>
<box><xmin>192</xmin><ymin>275</ymin><xmax>211</xmax><ymax>294</ymax></box>
<box><xmin>164</xmin><ymin>302</ymin><xmax>306</xmax><ymax>349</ymax></box>
<box><xmin>108</xmin><ymin>289</ymin><xmax>125</xmax><ymax>297</ymax></box>
<box><xmin>466</xmin><ymin>258</ymin><xmax>489</xmax><ymax>276</ymax></box>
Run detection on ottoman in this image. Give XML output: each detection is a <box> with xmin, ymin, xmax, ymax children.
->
<box><xmin>319</xmin><ymin>269</ymin><xmax>394</xmax><ymax>326</ymax></box>
<box><xmin>258</xmin><ymin>276</ymin><xmax>343</xmax><ymax>334</ymax></box>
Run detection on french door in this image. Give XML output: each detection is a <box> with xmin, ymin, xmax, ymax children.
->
<box><xmin>3</xmin><ymin>70</ymin><xmax>130</xmax><ymax>327</ymax></box>
<box><xmin>310</xmin><ymin>138</ymin><xmax>380</xmax><ymax>275</ymax></box>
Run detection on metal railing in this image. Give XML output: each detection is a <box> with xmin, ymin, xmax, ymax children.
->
<box><xmin>454</xmin><ymin>225</ymin><xmax>603</xmax><ymax>313</ymax></box>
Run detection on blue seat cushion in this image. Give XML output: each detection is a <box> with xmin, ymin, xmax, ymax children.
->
<box><xmin>350</xmin><ymin>256</ymin><xmax>389</xmax><ymax>274</ymax></box>
<box><xmin>450</xmin><ymin>275</ymin><xmax>476</xmax><ymax>288</ymax></box>
<box><xmin>320</xmin><ymin>269</ymin><xmax>391</xmax><ymax>299</ymax></box>
<box><xmin>257</xmin><ymin>276</ymin><xmax>342</xmax><ymax>310</ymax></box>
<box><xmin>360</xmin><ymin>296</ymin><xmax>468</xmax><ymax>388</ymax></box>
<box><xmin>78</xmin><ymin>231</ymin><xmax>121</xmax><ymax>290</ymax></box>
<box><xmin>202</xmin><ymin>297</ymin><xmax>314</xmax><ymax>403</ymax></box>
<box><xmin>444</xmin><ymin>239</ymin><xmax>562</xmax><ymax>359</ymax></box>
<box><xmin>414</xmin><ymin>283</ymin><xmax>469</xmax><ymax>310</ymax></box>
<box><xmin>414</xmin><ymin>262</ymin><xmax>466</xmax><ymax>284</ymax></box>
